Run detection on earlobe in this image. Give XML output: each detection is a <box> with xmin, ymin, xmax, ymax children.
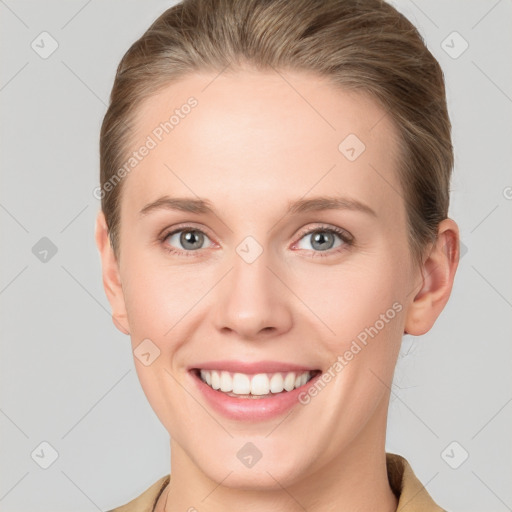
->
<box><xmin>404</xmin><ymin>218</ymin><xmax>460</xmax><ymax>336</ymax></box>
<box><xmin>94</xmin><ymin>210</ymin><xmax>130</xmax><ymax>335</ymax></box>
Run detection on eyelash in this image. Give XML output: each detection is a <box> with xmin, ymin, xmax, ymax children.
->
<box><xmin>158</xmin><ymin>224</ymin><xmax>354</xmax><ymax>259</ymax></box>
<box><xmin>294</xmin><ymin>224</ymin><xmax>354</xmax><ymax>258</ymax></box>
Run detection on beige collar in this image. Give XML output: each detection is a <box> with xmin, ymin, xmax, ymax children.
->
<box><xmin>107</xmin><ymin>452</ymin><xmax>445</xmax><ymax>512</ymax></box>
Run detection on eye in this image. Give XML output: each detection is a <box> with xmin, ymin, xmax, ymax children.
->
<box><xmin>161</xmin><ymin>226</ymin><xmax>214</xmax><ymax>256</ymax></box>
<box><xmin>294</xmin><ymin>225</ymin><xmax>353</xmax><ymax>256</ymax></box>
<box><xmin>159</xmin><ymin>223</ymin><xmax>353</xmax><ymax>258</ymax></box>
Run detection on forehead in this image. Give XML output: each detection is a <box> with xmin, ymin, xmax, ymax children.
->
<box><xmin>122</xmin><ymin>69</ymin><xmax>405</xmax><ymax>227</ymax></box>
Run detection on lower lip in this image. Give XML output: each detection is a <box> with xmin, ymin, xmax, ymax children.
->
<box><xmin>189</xmin><ymin>370</ymin><xmax>322</xmax><ymax>421</ymax></box>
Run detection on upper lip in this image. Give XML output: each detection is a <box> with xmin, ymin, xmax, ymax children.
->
<box><xmin>188</xmin><ymin>360</ymin><xmax>320</xmax><ymax>374</ymax></box>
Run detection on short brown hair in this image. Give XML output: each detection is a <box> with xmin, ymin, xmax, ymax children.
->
<box><xmin>99</xmin><ymin>0</ymin><xmax>453</xmax><ymax>267</ymax></box>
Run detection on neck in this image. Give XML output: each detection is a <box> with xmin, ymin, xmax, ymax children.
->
<box><xmin>161</xmin><ymin>401</ymin><xmax>397</xmax><ymax>512</ymax></box>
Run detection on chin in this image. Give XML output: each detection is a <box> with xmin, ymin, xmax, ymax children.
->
<box><xmin>193</xmin><ymin>442</ymin><xmax>313</xmax><ymax>490</ymax></box>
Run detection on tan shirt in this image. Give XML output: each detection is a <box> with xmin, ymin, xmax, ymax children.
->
<box><xmin>107</xmin><ymin>453</ymin><xmax>446</xmax><ymax>512</ymax></box>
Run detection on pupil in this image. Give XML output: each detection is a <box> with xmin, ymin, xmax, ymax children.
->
<box><xmin>312</xmin><ymin>231</ymin><xmax>333</xmax><ymax>251</ymax></box>
<box><xmin>181</xmin><ymin>230</ymin><xmax>203</xmax><ymax>250</ymax></box>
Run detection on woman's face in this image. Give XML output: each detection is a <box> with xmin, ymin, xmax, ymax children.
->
<box><xmin>104</xmin><ymin>69</ymin><xmax>425</xmax><ymax>487</ymax></box>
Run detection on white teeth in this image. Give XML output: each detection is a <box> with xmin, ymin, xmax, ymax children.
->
<box><xmin>200</xmin><ymin>369</ymin><xmax>207</xmax><ymax>383</ymax></box>
<box><xmin>220</xmin><ymin>371</ymin><xmax>232</xmax><ymax>392</ymax></box>
<box><xmin>210</xmin><ymin>370</ymin><xmax>220</xmax><ymax>390</ymax></box>
<box><xmin>197</xmin><ymin>369</ymin><xmax>314</xmax><ymax>396</ymax></box>
<box><xmin>284</xmin><ymin>372</ymin><xmax>296</xmax><ymax>391</ymax></box>
<box><xmin>270</xmin><ymin>373</ymin><xmax>284</xmax><ymax>393</ymax></box>
<box><xmin>251</xmin><ymin>374</ymin><xmax>269</xmax><ymax>395</ymax></box>
<box><xmin>233</xmin><ymin>372</ymin><xmax>251</xmax><ymax>394</ymax></box>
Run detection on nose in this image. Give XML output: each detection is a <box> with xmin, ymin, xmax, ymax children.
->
<box><xmin>212</xmin><ymin>247</ymin><xmax>293</xmax><ymax>341</ymax></box>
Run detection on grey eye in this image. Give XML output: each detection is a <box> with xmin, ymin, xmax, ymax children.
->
<box><xmin>297</xmin><ymin>230</ymin><xmax>344</xmax><ymax>252</ymax></box>
<box><xmin>166</xmin><ymin>229</ymin><xmax>212</xmax><ymax>251</ymax></box>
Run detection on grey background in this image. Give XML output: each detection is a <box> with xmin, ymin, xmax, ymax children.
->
<box><xmin>0</xmin><ymin>1</ymin><xmax>511</xmax><ymax>511</ymax></box>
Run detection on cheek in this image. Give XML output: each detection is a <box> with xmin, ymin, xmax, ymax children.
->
<box><xmin>120</xmin><ymin>247</ymin><xmax>214</xmax><ymax>338</ymax></box>
<box><xmin>299</xmin><ymin>256</ymin><xmax>404</xmax><ymax>328</ymax></box>
<box><xmin>119</xmin><ymin>220</ymin><xmax>410</xmax><ymax>349</ymax></box>
<box><xmin>294</xmin><ymin>259</ymin><xmax>408</xmax><ymax>375</ymax></box>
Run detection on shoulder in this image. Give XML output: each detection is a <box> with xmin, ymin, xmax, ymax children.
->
<box><xmin>106</xmin><ymin>474</ymin><xmax>170</xmax><ymax>512</ymax></box>
<box><xmin>386</xmin><ymin>453</ymin><xmax>448</xmax><ymax>512</ymax></box>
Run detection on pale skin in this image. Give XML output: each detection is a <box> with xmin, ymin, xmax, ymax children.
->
<box><xmin>96</xmin><ymin>69</ymin><xmax>459</xmax><ymax>512</ymax></box>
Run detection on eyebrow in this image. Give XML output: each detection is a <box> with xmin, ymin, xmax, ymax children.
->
<box><xmin>139</xmin><ymin>195</ymin><xmax>377</xmax><ymax>218</ymax></box>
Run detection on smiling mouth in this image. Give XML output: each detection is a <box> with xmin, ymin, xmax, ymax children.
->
<box><xmin>191</xmin><ymin>368</ymin><xmax>322</xmax><ymax>398</ymax></box>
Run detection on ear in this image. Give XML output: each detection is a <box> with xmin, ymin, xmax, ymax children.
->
<box><xmin>404</xmin><ymin>218</ymin><xmax>460</xmax><ymax>336</ymax></box>
<box><xmin>95</xmin><ymin>210</ymin><xmax>130</xmax><ymax>335</ymax></box>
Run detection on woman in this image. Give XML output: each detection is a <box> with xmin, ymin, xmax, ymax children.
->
<box><xmin>95</xmin><ymin>0</ymin><xmax>459</xmax><ymax>510</ymax></box>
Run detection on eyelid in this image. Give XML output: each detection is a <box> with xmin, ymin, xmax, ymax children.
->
<box><xmin>159</xmin><ymin>222</ymin><xmax>354</xmax><ymax>256</ymax></box>
<box><xmin>294</xmin><ymin>223</ymin><xmax>354</xmax><ymax>244</ymax></box>
<box><xmin>289</xmin><ymin>224</ymin><xmax>354</xmax><ymax>258</ymax></box>
<box><xmin>158</xmin><ymin>223</ymin><xmax>218</xmax><ymax>256</ymax></box>
<box><xmin>159</xmin><ymin>222</ymin><xmax>216</xmax><ymax>242</ymax></box>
